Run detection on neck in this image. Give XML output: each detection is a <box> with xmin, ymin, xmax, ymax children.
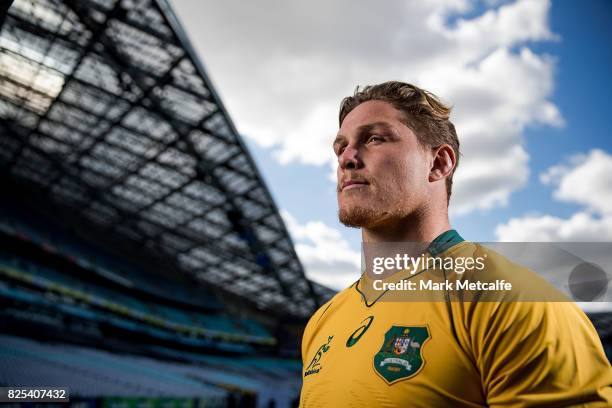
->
<box><xmin>361</xmin><ymin>206</ymin><xmax>451</xmax><ymax>243</ymax></box>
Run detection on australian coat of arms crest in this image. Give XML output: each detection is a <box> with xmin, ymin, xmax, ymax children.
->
<box><xmin>374</xmin><ymin>325</ymin><xmax>430</xmax><ymax>384</ymax></box>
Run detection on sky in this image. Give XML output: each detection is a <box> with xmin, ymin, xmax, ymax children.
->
<box><xmin>172</xmin><ymin>0</ymin><xmax>612</xmax><ymax>290</ymax></box>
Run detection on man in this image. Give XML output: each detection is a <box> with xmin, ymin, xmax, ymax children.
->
<box><xmin>299</xmin><ymin>81</ymin><xmax>612</xmax><ymax>407</ymax></box>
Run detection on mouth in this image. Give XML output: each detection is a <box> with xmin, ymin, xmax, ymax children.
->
<box><xmin>340</xmin><ymin>180</ymin><xmax>369</xmax><ymax>192</ymax></box>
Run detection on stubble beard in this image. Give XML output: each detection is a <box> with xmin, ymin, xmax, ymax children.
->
<box><xmin>338</xmin><ymin>185</ymin><xmax>406</xmax><ymax>229</ymax></box>
<box><xmin>338</xmin><ymin>205</ymin><xmax>380</xmax><ymax>228</ymax></box>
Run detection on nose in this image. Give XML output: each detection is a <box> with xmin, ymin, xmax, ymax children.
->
<box><xmin>338</xmin><ymin>145</ymin><xmax>363</xmax><ymax>170</ymax></box>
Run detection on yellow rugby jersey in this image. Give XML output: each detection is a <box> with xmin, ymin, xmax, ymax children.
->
<box><xmin>300</xmin><ymin>231</ymin><xmax>612</xmax><ymax>407</ymax></box>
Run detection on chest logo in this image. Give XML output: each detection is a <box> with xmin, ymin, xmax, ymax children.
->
<box><xmin>346</xmin><ymin>316</ymin><xmax>374</xmax><ymax>347</ymax></box>
<box><xmin>304</xmin><ymin>335</ymin><xmax>333</xmax><ymax>377</ymax></box>
<box><xmin>374</xmin><ymin>325</ymin><xmax>430</xmax><ymax>384</ymax></box>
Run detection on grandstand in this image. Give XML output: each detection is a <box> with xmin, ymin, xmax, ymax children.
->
<box><xmin>0</xmin><ymin>0</ymin><xmax>335</xmax><ymax>406</ymax></box>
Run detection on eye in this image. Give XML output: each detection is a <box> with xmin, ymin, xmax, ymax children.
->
<box><xmin>367</xmin><ymin>134</ymin><xmax>384</xmax><ymax>144</ymax></box>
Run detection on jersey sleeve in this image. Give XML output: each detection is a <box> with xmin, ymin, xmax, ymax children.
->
<box><xmin>466</xmin><ymin>300</ymin><xmax>612</xmax><ymax>407</ymax></box>
<box><xmin>301</xmin><ymin>297</ymin><xmax>334</xmax><ymax>366</ymax></box>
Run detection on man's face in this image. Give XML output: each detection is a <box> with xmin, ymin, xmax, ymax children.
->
<box><xmin>334</xmin><ymin>100</ymin><xmax>432</xmax><ymax>229</ymax></box>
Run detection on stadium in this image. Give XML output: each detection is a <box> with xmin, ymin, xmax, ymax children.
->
<box><xmin>0</xmin><ymin>0</ymin><xmax>334</xmax><ymax>406</ymax></box>
<box><xmin>0</xmin><ymin>1</ymin><xmax>610</xmax><ymax>407</ymax></box>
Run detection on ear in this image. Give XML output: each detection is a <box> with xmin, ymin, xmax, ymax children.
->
<box><xmin>429</xmin><ymin>144</ymin><xmax>456</xmax><ymax>183</ymax></box>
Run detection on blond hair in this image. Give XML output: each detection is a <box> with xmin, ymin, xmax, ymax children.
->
<box><xmin>339</xmin><ymin>81</ymin><xmax>460</xmax><ymax>202</ymax></box>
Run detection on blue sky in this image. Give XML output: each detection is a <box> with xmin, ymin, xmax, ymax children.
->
<box><xmin>174</xmin><ymin>0</ymin><xmax>612</xmax><ymax>289</ymax></box>
<box><xmin>451</xmin><ymin>0</ymin><xmax>612</xmax><ymax>241</ymax></box>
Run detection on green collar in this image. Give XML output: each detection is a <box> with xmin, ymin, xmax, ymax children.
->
<box><xmin>428</xmin><ymin>229</ymin><xmax>464</xmax><ymax>257</ymax></box>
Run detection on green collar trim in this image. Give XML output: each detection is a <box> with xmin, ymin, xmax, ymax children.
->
<box><xmin>428</xmin><ymin>229</ymin><xmax>464</xmax><ymax>257</ymax></box>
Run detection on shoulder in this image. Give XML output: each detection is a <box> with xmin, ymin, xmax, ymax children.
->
<box><xmin>301</xmin><ymin>281</ymin><xmax>356</xmax><ymax>356</ymax></box>
<box><xmin>446</xmin><ymin>241</ymin><xmax>568</xmax><ymax>302</ymax></box>
<box><xmin>304</xmin><ymin>282</ymin><xmax>356</xmax><ymax>331</ymax></box>
<box><xmin>445</xmin><ymin>242</ymin><xmax>600</xmax><ymax>349</ymax></box>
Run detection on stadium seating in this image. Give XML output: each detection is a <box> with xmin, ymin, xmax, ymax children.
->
<box><xmin>0</xmin><ymin>213</ymin><xmax>275</xmax><ymax>345</ymax></box>
<box><xmin>0</xmin><ymin>256</ymin><xmax>273</xmax><ymax>346</ymax></box>
<box><xmin>0</xmin><ymin>334</ymin><xmax>229</xmax><ymax>400</ymax></box>
<box><xmin>0</xmin><ymin>207</ymin><xmax>223</xmax><ymax>310</ymax></box>
<box><xmin>0</xmin><ymin>334</ymin><xmax>301</xmax><ymax>406</ymax></box>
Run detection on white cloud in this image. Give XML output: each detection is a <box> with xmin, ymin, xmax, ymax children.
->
<box><xmin>540</xmin><ymin>149</ymin><xmax>612</xmax><ymax>215</ymax></box>
<box><xmin>280</xmin><ymin>210</ymin><xmax>360</xmax><ymax>289</ymax></box>
<box><xmin>434</xmin><ymin>46</ymin><xmax>562</xmax><ymax>215</ymax></box>
<box><xmin>173</xmin><ymin>0</ymin><xmax>562</xmax><ymax>215</ymax></box>
<box><xmin>430</xmin><ymin>0</ymin><xmax>557</xmax><ymax>54</ymax></box>
<box><xmin>496</xmin><ymin>149</ymin><xmax>612</xmax><ymax>241</ymax></box>
<box><xmin>495</xmin><ymin>212</ymin><xmax>612</xmax><ymax>241</ymax></box>
<box><xmin>451</xmin><ymin>143</ymin><xmax>529</xmax><ymax>214</ymax></box>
